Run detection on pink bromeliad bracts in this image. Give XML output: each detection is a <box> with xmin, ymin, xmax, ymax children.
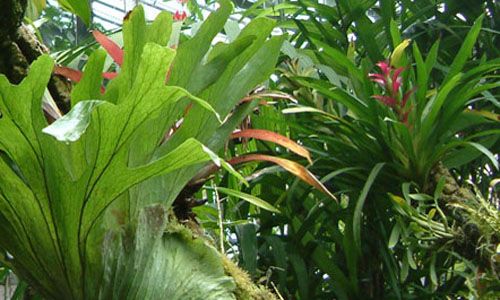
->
<box><xmin>369</xmin><ymin>61</ymin><xmax>415</xmax><ymax>124</ymax></box>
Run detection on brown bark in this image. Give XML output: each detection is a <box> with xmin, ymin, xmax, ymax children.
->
<box><xmin>0</xmin><ymin>0</ymin><xmax>71</xmax><ymax>118</ymax></box>
<box><xmin>16</xmin><ymin>24</ymin><xmax>72</xmax><ymax>115</ymax></box>
<box><xmin>0</xmin><ymin>0</ymin><xmax>28</xmax><ymax>82</ymax></box>
<box><xmin>0</xmin><ymin>0</ymin><xmax>27</xmax><ymax>41</ymax></box>
<box><xmin>428</xmin><ymin>162</ymin><xmax>485</xmax><ymax>262</ymax></box>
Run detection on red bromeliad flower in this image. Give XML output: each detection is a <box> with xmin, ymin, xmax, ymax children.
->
<box><xmin>369</xmin><ymin>61</ymin><xmax>415</xmax><ymax>123</ymax></box>
<box><xmin>174</xmin><ymin>0</ymin><xmax>188</xmax><ymax>22</ymax></box>
<box><xmin>173</xmin><ymin>10</ymin><xmax>187</xmax><ymax>21</ymax></box>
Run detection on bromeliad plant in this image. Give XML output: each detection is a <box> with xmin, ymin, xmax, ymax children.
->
<box><xmin>286</xmin><ymin>15</ymin><xmax>499</xmax><ymax>190</ymax></box>
<box><xmin>0</xmin><ymin>1</ymin><xmax>287</xmax><ymax>298</ymax></box>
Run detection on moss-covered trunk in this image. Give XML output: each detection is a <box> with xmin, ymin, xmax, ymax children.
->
<box><xmin>0</xmin><ymin>0</ymin><xmax>70</xmax><ymax>115</ymax></box>
<box><xmin>0</xmin><ymin>0</ymin><xmax>28</xmax><ymax>83</ymax></box>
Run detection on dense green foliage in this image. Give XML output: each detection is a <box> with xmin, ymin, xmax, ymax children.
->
<box><xmin>213</xmin><ymin>1</ymin><xmax>499</xmax><ymax>299</ymax></box>
<box><xmin>0</xmin><ymin>0</ymin><xmax>499</xmax><ymax>299</ymax></box>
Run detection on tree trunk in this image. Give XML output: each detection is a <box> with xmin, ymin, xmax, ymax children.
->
<box><xmin>0</xmin><ymin>0</ymin><xmax>71</xmax><ymax>116</ymax></box>
<box><xmin>0</xmin><ymin>0</ymin><xmax>28</xmax><ymax>83</ymax></box>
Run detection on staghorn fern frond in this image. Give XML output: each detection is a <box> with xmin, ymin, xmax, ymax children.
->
<box><xmin>0</xmin><ymin>1</ymin><xmax>283</xmax><ymax>298</ymax></box>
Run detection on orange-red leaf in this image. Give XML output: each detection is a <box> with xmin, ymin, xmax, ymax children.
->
<box><xmin>231</xmin><ymin>129</ymin><xmax>312</xmax><ymax>164</ymax></box>
<box><xmin>229</xmin><ymin>154</ymin><xmax>337</xmax><ymax>201</ymax></box>
<box><xmin>55</xmin><ymin>67</ymin><xmax>118</xmax><ymax>82</ymax></box>
<box><xmin>92</xmin><ymin>30</ymin><xmax>124</xmax><ymax>66</ymax></box>
<box><xmin>54</xmin><ymin>66</ymin><xmax>83</xmax><ymax>82</ymax></box>
<box><xmin>103</xmin><ymin>72</ymin><xmax>118</xmax><ymax>80</ymax></box>
<box><xmin>54</xmin><ymin>66</ymin><xmax>107</xmax><ymax>93</ymax></box>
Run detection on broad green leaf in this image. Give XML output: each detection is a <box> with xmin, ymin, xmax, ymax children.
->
<box><xmin>443</xmin><ymin>135</ymin><xmax>499</xmax><ymax>169</ymax></box>
<box><xmin>216</xmin><ymin>187</ymin><xmax>280</xmax><ymax>214</ymax></box>
<box><xmin>466</xmin><ymin>142</ymin><xmax>499</xmax><ymax>170</ymax></box>
<box><xmin>290</xmin><ymin>253</ymin><xmax>309</xmax><ymax>299</ymax></box>
<box><xmin>81</xmin><ymin>137</ymin><xmax>246</xmax><ymax>241</ymax></box>
<box><xmin>150</xmin><ymin>51</ymin><xmax>283</xmax><ymax>209</ymax></box>
<box><xmin>353</xmin><ymin>163</ymin><xmax>384</xmax><ymax>253</ymax></box>
<box><xmin>57</xmin><ymin>0</ymin><xmax>91</xmax><ymax>26</ymax></box>
<box><xmin>224</xmin><ymin>19</ymin><xmax>241</xmax><ymax>42</ymax></box>
<box><xmin>420</xmin><ymin>73</ymin><xmax>462</xmax><ymax>140</ymax></box>
<box><xmin>147</xmin><ymin>11</ymin><xmax>173</xmax><ymax>46</ymax></box>
<box><xmin>407</xmin><ymin>248</ymin><xmax>417</xmax><ymax>270</ymax></box>
<box><xmin>0</xmin><ymin>55</ymin><xmax>74</xmax><ymax>298</ymax></box>
<box><xmin>443</xmin><ymin>15</ymin><xmax>484</xmax><ymax>84</ymax></box>
<box><xmin>292</xmin><ymin>77</ymin><xmax>369</xmax><ymax>119</ymax></box>
<box><xmin>99</xmin><ymin>205</ymin><xmax>236</xmax><ymax>299</ymax></box>
<box><xmin>424</xmin><ymin>40</ymin><xmax>440</xmax><ymax>74</ymax></box>
<box><xmin>169</xmin><ymin>0</ymin><xmax>233</xmax><ymax>89</ymax></box>
<box><xmin>429</xmin><ymin>253</ymin><xmax>438</xmax><ymax>286</ymax></box>
<box><xmin>354</xmin><ymin>15</ymin><xmax>384</xmax><ymax>62</ymax></box>
<box><xmin>388</xmin><ymin>223</ymin><xmax>401</xmax><ymax>248</ymax></box>
<box><xmin>236</xmin><ymin>224</ymin><xmax>258</xmax><ymax>276</ymax></box>
<box><xmin>312</xmin><ymin>245</ymin><xmax>353</xmax><ymax>299</ymax></box>
<box><xmin>389</xmin><ymin>19</ymin><xmax>401</xmax><ymax>48</ymax></box>
<box><xmin>26</xmin><ymin>0</ymin><xmax>46</xmax><ymax>20</ymax></box>
<box><xmin>264</xmin><ymin>236</ymin><xmax>287</xmax><ymax>288</ymax></box>
<box><xmin>70</xmin><ymin>50</ymin><xmax>106</xmax><ymax>106</ymax></box>
<box><xmin>189</xmin><ymin>35</ymin><xmax>256</xmax><ymax>95</ymax></box>
<box><xmin>412</xmin><ymin>42</ymin><xmax>428</xmax><ymax>109</ymax></box>
<box><xmin>42</xmin><ymin>100</ymin><xmax>104</xmax><ymax>142</ymax></box>
<box><xmin>400</xmin><ymin>253</ymin><xmax>409</xmax><ymax>282</ymax></box>
<box><xmin>125</xmin><ymin>1</ymin><xmax>282</xmax><ymax>215</ymax></box>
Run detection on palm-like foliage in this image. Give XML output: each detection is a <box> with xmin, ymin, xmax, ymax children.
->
<box><xmin>209</xmin><ymin>1</ymin><xmax>499</xmax><ymax>299</ymax></box>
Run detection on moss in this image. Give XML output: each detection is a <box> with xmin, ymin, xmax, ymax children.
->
<box><xmin>166</xmin><ymin>211</ymin><xmax>278</xmax><ymax>299</ymax></box>
<box><xmin>428</xmin><ymin>162</ymin><xmax>475</xmax><ymax>203</ymax></box>
<box><xmin>222</xmin><ymin>256</ymin><xmax>278</xmax><ymax>300</ymax></box>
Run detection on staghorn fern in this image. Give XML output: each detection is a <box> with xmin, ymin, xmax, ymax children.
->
<box><xmin>0</xmin><ymin>1</ymin><xmax>283</xmax><ymax>298</ymax></box>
